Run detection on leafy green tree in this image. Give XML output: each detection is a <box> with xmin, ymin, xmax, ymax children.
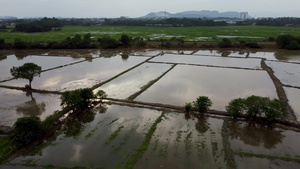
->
<box><xmin>12</xmin><ymin>117</ymin><xmax>42</xmax><ymax>146</ymax></box>
<box><xmin>244</xmin><ymin>95</ymin><xmax>269</xmax><ymax>118</ymax></box>
<box><xmin>265</xmin><ymin>99</ymin><xmax>287</xmax><ymax>121</ymax></box>
<box><xmin>226</xmin><ymin>98</ymin><xmax>246</xmax><ymax>117</ymax></box>
<box><xmin>218</xmin><ymin>38</ymin><xmax>232</xmax><ymax>48</ymax></box>
<box><xmin>96</xmin><ymin>90</ymin><xmax>108</xmax><ymax>99</ymax></box>
<box><xmin>120</xmin><ymin>34</ymin><xmax>132</xmax><ymax>47</ymax></box>
<box><xmin>192</xmin><ymin>96</ymin><xmax>212</xmax><ymax>113</ymax></box>
<box><xmin>184</xmin><ymin>102</ymin><xmax>192</xmax><ymax>113</ymax></box>
<box><xmin>60</xmin><ymin>88</ymin><xmax>94</xmax><ymax>110</ymax></box>
<box><xmin>10</xmin><ymin>63</ymin><xmax>42</xmax><ymax>89</ymax></box>
<box><xmin>98</xmin><ymin>36</ymin><xmax>120</xmax><ymax>49</ymax></box>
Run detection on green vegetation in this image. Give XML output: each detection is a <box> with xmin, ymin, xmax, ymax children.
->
<box><xmin>218</xmin><ymin>38</ymin><xmax>232</xmax><ymax>48</ymax></box>
<box><xmin>276</xmin><ymin>34</ymin><xmax>300</xmax><ymax>49</ymax></box>
<box><xmin>60</xmin><ymin>88</ymin><xmax>96</xmax><ymax>110</ymax></box>
<box><xmin>192</xmin><ymin>96</ymin><xmax>212</xmax><ymax>113</ymax></box>
<box><xmin>10</xmin><ymin>63</ymin><xmax>42</xmax><ymax>89</ymax></box>
<box><xmin>124</xmin><ymin>112</ymin><xmax>165</xmax><ymax>169</ymax></box>
<box><xmin>15</xmin><ymin>17</ymin><xmax>63</xmax><ymax>33</ymax></box>
<box><xmin>226</xmin><ymin>95</ymin><xmax>288</xmax><ymax>121</ymax></box>
<box><xmin>184</xmin><ymin>102</ymin><xmax>192</xmax><ymax>112</ymax></box>
<box><xmin>1</xmin><ymin>26</ymin><xmax>300</xmax><ymax>43</ymax></box>
<box><xmin>235</xmin><ymin>151</ymin><xmax>300</xmax><ymax>163</ymax></box>
<box><xmin>11</xmin><ymin>117</ymin><xmax>42</xmax><ymax>146</ymax></box>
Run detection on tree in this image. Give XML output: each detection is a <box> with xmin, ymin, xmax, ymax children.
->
<box><xmin>218</xmin><ymin>38</ymin><xmax>232</xmax><ymax>48</ymax></box>
<box><xmin>12</xmin><ymin>117</ymin><xmax>42</xmax><ymax>146</ymax></box>
<box><xmin>120</xmin><ymin>34</ymin><xmax>132</xmax><ymax>47</ymax></box>
<box><xmin>10</xmin><ymin>63</ymin><xmax>42</xmax><ymax>89</ymax></box>
<box><xmin>226</xmin><ymin>98</ymin><xmax>246</xmax><ymax>118</ymax></box>
<box><xmin>192</xmin><ymin>96</ymin><xmax>212</xmax><ymax>113</ymax></box>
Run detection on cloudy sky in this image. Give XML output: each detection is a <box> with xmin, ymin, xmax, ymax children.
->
<box><xmin>0</xmin><ymin>0</ymin><xmax>299</xmax><ymax>18</ymax></box>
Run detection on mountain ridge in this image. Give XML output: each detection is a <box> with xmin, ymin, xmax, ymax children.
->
<box><xmin>142</xmin><ymin>10</ymin><xmax>250</xmax><ymax>19</ymax></box>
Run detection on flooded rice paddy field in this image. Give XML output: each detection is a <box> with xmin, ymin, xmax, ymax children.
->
<box><xmin>1</xmin><ymin>49</ymin><xmax>300</xmax><ymax>168</ymax></box>
<box><xmin>3</xmin><ymin>105</ymin><xmax>300</xmax><ymax>169</ymax></box>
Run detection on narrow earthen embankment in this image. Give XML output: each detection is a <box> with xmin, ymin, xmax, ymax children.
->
<box><xmin>260</xmin><ymin>59</ymin><xmax>297</xmax><ymax>121</ymax></box>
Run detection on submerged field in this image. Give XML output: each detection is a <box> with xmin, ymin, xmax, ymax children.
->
<box><xmin>1</xmin><ymin>48</ymin><xmax>300</xmax><ymax>168</ymax></box>
<box><xmin>1</xmin><ymin>26</ymin><xmax>300</xmax><ymax>42</ymax></box>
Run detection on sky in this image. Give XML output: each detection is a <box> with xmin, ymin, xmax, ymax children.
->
<box><xmin>0</xmin><ymin>0</ymin><xmax>299</xmax><ymax>18</ymax></box>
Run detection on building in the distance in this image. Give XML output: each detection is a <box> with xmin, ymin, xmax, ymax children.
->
<box><xmin>240</xmin><ymin>12</ymin><xmax>248</xmax><ymax>20</ymax></box>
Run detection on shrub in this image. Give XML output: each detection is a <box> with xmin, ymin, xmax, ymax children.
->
<box><xmin>98</xmin><ymin>36</ymin><xmax>120</xmax><ymax>49</ymax></box>
<box><xmin>192</xmin><ymin>96</ymin><xmax>212</xmax><ymax>113</ymax></box>
<box><xmin>11</xmin><ymin>117</ymin><xmax>42</xmax><ymax>146</ymax></box>
<box><xmin>226</xmin><ymin>98</ymin><xmax>246</xmax><ymax>117</ymax></box>
<box><xmin>245</xmin><ymin>42</ymin><xmax>260</xmax><ymax>48</ymax></box>
<box><xmin>60</xmin><ymin>88</ymin><xmax>95</xmax><ymax>110</ymax></box>
<box><xmin>265</xmin><ymin>99</ymin><xmax>288</xmax><ymax>121</ymax></box>
<box><xmin>184</xmin><ymin>102</ymin><xmax>192</xmax><ymax>113</ymax></box>
<box><xmin>226</xmin><ymin>95</ymin><xmax>288</xmax><ymax>122</ymax></box>
<box><xmin>96</xmin><ymin>90</ymin><xmax>108</xmax><ymax>99</ymax></box>
<box><xmin>218</xmin><ymin>38</ymin><xmax>232</xmax><ymax>48</ymax></box>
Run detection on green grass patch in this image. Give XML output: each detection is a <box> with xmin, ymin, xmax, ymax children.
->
<box><xmin>124</xmin><ymin>112</ymin><xmax>165</xmax><ymax>169</ymax></box>
<box><xmin>0</xmin><ymin>137</ymin><xmax>15</xmax><ymax>162</ymax></box>
<box><xmin>2</xmin><ymin>26</ymin><xmax>300</xmax><ymax>43</ymax></box>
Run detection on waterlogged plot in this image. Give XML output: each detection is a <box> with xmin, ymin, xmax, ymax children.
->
<box><xmin>95</xmin><ymin>63</ymin><xmax>173</xmax><ymax>99</ymax></box>
<box><xmin>0</xmin><ymin>88</ymin><xmax>60</xmax><ymax>127</ymax></box>
<box><xmin>135</xmin><ymin>113</ymin><xmax>227</xmax><ymax>169</ymax></box>
<box><xmin>266</xmin><ymin>61</ymin><xmax>300</xmax><ymax>87</ymax></box>
<box><xmin>225</xmin><ymin>119</ymin><xmax>300</xmax><ymax>168</ymax></box>
<box><xmin>150</xmin><ymin>54</ymin><xmax>261</xmax><ymax>69</ymax></box>
<box><xmin>135</xmin><ymin>65</ymin><xmax>277</xmax><ymax>111</ymax></box>
<box><xmin>285</xmin><ymin>87</ymin><xmax>300</xmax><ymax>120</ymax></box>
<box><xmin>194</xmin><ymin>49</ymin><xmax>248</xmax><ymax>58</ymax></box>
<box><xmin>0</xmin><ymin>54</ymin><xmax>85</xmax><ymax>81</ymax></box>
<box><xmin>1</xmin><ymin>55</ymin><xmax>148</xmax><ymax>91</ymax></box>
<box><xmin>248</xmin><ymin>50</ymin><xmax>300</xmax><ymax>62</ymax></box>
<box><xmin>8</xmin><ymin>105</ymin><xmax>162</xmax><ymax>169</ymax></box>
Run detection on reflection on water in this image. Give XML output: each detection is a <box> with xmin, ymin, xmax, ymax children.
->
<box><xmin>0</xmin><ymin>88</ymin><xmax>60</xmax><ymax>126</ymax></box>
<box><xmin>284</xmin><ymin>87</ymin><xmax>300</xmax><ymax>120</ymax></box>
<box><xmin>16</xmin><ymin>91</ymin><xmax>46</xmax><ymax>117</ymax></box>
<box><xmin>226</xmin><ymin>120</ymin><xmax>284</xmax><ymax>149</ymax></box>
<box><xmin>136</xmin><ymin>65</ymin><xmax>277</xmax><ymax>111</ymax></box>
<box><xmin>5</xmin><ymin>105</ymin><xmax>300</xmax><ymax>169</ymax></box>
<box><xmin>150</xmin><ymin>53</ymin><xmax>261</xmax><ymax>69</ymax></box>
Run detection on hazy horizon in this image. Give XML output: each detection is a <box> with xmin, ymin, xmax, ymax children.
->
<box><xmin>0</xmin><ymin>0</ymin><xmax>299</xmax><ymax>19</ymax></box>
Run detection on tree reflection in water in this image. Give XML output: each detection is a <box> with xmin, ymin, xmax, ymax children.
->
<box><xmin>63</xmin><ymin>103</ymin><xmax>108</xmax><ymax>138</ymax></box>
<box><xmin>184</xmin><ymin>113</ymin><xmax>210</xmax><ymax>134</ymax></box>
<box><xmin>16</xmin><ymin>91</ymin><xmax>46</xmax><ymax>116</ymax></box>
<box><xmin>226</xmin><ymin>119</ymin><xmax>284</xmax><ymax>149</ymax></box>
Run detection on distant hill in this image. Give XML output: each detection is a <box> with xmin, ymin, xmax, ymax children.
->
<box><xmin>0</xmin><ymin>16</ymin><xmax>18</xmax><ymax>20</ymax></box>
<box><xmin>142</xmin><ymin>10</ymin><xmax>250</xmax><ymax>19</ymax></box>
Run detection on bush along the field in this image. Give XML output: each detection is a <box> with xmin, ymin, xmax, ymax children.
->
<box><xmin>184</xmin><ymin>102</ymin><xmax>192</xmax><ymax>113</ymax></box>
<box><xmin>218</xmin><ymin>38</ymin><xmax>232</xmax><ymax>48</ymax></box>
<box><xmin>192</xmin><ymin>96</ymin><xmax>212</xmax><ymax>113</ymax></box>
<box><xmin>226</xmin><ymin>95</ymin><xmax>287</xmax><ymax>122</ymax></box>
<box><xmin>11</xmin><ymin>117</ymin><xmax>42</xmax><ymax>146</ymax></box>
<box><xmin>276</xmin><ymin>35</ymin><xmax>300</xmax><ymax>50</ymax></box>
<box><xmin>60</xmin><ymin>88</ymin><xmax>107</xmax><ymax>110</ymax></box>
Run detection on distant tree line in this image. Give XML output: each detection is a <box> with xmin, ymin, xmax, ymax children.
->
<box><xmin>15</xmin><ymin>17</ymin><xmax>63</xmax><ymax>33</ymax></box>
<box><xmin>103</xmin><ymin>18</ymin><xmax>227</xmax><ymax>27</ymax></box>
<box><xmin>237</xmin><ymin>17</ymin><xmax>300</xmax><ymax>26</ymax></box>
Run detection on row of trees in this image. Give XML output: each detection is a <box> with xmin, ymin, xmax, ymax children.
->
<box><xmin>104</xmin><ymin>18</ymin><xmax>227</xmax><ymax>27</ymax></box>
<box><xmin>15</xmin><ymin>17</ymin><xmax>63</xmax><ymax>33</ymax></box>
<box><xmin>185</xmin><ymin>95</ymin><xmax>287</xmax><ymax>122</ymax></box>
<box><xmin>237</xmin><ymin>17</ymin><xmax>300</xmax><ymax>26</ymax></box>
